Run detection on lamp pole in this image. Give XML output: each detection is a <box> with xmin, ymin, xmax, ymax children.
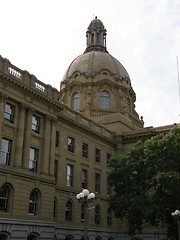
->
<box><xmin>76</xmin><ymin>189</ymin><xmax>95</xmax><ymax>240</ymax></box>
<box><xmin>171</xmin><ymin>210</ymin><xmax>180</xmax><ymax>240</ymax></box>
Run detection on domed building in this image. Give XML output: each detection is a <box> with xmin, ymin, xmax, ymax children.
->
<box><xmin>0</xmin><ymin>17</ymin><xmax>177</xmax><ymax>240</ymax></box>
<box><xmin>60</xmin><ymin>17</ymin><xmax>144</xmax><ymax>134</ymax></box>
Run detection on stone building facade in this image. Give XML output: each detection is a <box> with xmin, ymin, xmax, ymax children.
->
<box><xmin>0</xmin><ymin>17</ymin><xmax>178</xmax><ymax>240</ymax></box>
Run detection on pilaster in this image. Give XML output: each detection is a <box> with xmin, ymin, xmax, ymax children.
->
<box><xmin>49</xmin><ymin>118</ymin><xmax>57</xmax><ymax>176</ymax></box>
<box><xmin>22</xmin><ymin>107</ymin><xmax>34</xmax><ymax>169</ymax></box>
<box><xmin>14</xmin><ymin>104</ymin><xmax>27</xmax><ymax>167</ymax></box>
<box><xmin>41</xmin><ymin>115</ymin><xmax>51</xmax><ymax>174</ymax></box>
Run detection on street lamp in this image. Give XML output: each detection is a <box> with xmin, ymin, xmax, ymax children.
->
<box><xmin>76</xmin><ymin>189</ymin><xmax>95</xmax><ymax>240</ymax></box>
<box><xmin>171</xmin><ymin>210</ymin><xmax>180</xmax><ymax>240</ymax></box>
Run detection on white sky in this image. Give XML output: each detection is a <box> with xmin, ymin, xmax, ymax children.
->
<box><xmin>0</xmin><ymin>0</ymin><xmax>180</xmax><ymax>127</ymax></box>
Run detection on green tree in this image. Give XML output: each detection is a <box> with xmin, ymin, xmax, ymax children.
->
<box><xmin>108</xmin><ymin>127</ymin><xmax>180</xmax><ymax>239</ymax></box>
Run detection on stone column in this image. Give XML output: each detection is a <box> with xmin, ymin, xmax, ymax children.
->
<box><xmin>14</xmin><ymin>104</ymin><xmax>27</xmax><ymax>167</ymax></box>
<box><xmin>22</xmin><ymin>107</ymin><xmax>34</xmax><ymax>169</ymax></box>
<box><xmin>41</xmin><ymin>115</ymin><xmax>51</xmax><ymax>174</ymax></box>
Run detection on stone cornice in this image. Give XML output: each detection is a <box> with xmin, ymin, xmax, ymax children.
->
<box><xmin>57</xmin><ymin>111</ymin><xmax>116</xmax><ymax>146</ymax></box>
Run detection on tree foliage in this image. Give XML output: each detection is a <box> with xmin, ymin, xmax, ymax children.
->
<box><xmin>108</xmin><ymin>127</ymin><xmax>180</xmax><ymax>238</ymax></box>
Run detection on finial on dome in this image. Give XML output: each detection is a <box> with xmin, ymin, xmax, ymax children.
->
<box><xmin>95</xmin><ymin>16</ymin><xmax>97</xmax><ymax>19</ymax></box>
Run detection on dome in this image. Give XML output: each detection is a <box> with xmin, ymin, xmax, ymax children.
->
<box><xmin>62</xmin><ymin>16</ymin><xmax>130</xmax><ymax>83</ymax></box>
<box><xmin>62</xmin><ymin>50</ymin><xmax>130</xmax><ymax>81</ymax></box>
<box><xmin>88</xmin><ymin>16</ymin><xmax>105</xmax><ymax>31</ymax></box>
<box><xmin>59</xmin><ymin>17</ymin><xmax>143</xmax><ymax>130</ymax></box>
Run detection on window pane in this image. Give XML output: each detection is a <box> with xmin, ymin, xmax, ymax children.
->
<box><xmin>0</xmin><ymin>186</ymin><xmax>8</xmax><ymax>212</ymax></box>
<box><xmin>68</xmin><ymin>137</ymin><xmax>74</xmax><ymax>153</ymax></box>
<box><xmin>29</xmin><ymin>148</ymin><xmax>38</xmax><ymax>172</ymax></box>
<box><xmin>82</xmin><ymin>169</ymin><xmax>88</xmax><ymax>189</ymax></box>
<box><xmin>29</xmin><ymin>191</ymin><xmax>37</xmax><ymax>215</ymax></box>
<box><xmin>0</xmin><ymin>138</ymin><xmax>11</xmax><ymax>165</ymax></box>
<box><xmin>65</xmin><ymin>200</ymin><xmax>72</xmax><ymax>221</ymax></box>
<box><xmin>54</xmin><ymin>160</ymin><xmax>58</xmax><ymax>181</ymax></box>
<box><xmin>82</xmin><ymin>143</ymin><xmax>88</xmax><ymax>158</ymax></box>
<box><xmin>67</xmin><ymin>165</ymin><xmax>73</xmax><ymax>186</ymax></box>
<box><xmin>95</xmin><ymin>173</ymin><xmax>100</xmax><ymax>193</ymax></box>
<box><xmin>100</xmin><ymin>91</ymin><xmax>110</xmax><ymax>109</ymax></box>
<box><xmin>95</xmin><ymin>205</ymin><xmax>100</xmax><ymax>224</ymax></box>
<box><xmin>4</xmin><ymin>103</ymin><xmax>15</xmax><ymax>123</ymax></box>
<box><xmin>95</xmin><ymin>148</ymin><xmax>100</xmax><ymax>162</ymax></box>
<box><xmin>71</xmin><ymin>92</ymin><xmax>80</xmax><ymax>110</ymax></box>
<box><xmin>32</xmin><ymin>115</ymin><xmax>40</xmax><ymax>133</ymax></box>
<box><xmin>56</xmin><ymin>131</ymin><xmax>60</xmax><ymax>147</ymax></box>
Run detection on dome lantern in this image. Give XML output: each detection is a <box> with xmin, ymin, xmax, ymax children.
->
<box><xmin>85</xmin><ymin>16</ymin><xmax>107</xmax><ymax>53</ymax></box>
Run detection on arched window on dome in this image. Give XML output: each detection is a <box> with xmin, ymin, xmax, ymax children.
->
<box><xmin>100</xmin><ymin>91</ymin><xmax>110</xmax><ymax>109</ymax></box>
<box><xmin>71</xmin><ymin>92</ymin><xmax>80</xmax><ymax>110</ymax></box>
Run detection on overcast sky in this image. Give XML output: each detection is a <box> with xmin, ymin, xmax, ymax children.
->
<box><xmin>1</xmin><ymin>0</ymin><xmax>180</xmax><ymax>127</ymax></box>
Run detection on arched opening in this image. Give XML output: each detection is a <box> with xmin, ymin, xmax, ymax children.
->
<box><xmin>0</xmin><ymin>183</ymin><xmax>13</xmax><ymax>213</ymax></box>
<box><xmin>0</xmin><ymin>231</ymin><xmax>10</xmax><ymax>240</ymax></box>
<box><xmin>95</xmin><ymin>205</ymin><xmax>100</xmax><ymax>224</ymax></box>
<box><xmin>28</xmin><ymin>189</ymin><xmax>40</xmax><ymax>216</ymax></box>
<box><xmin>71</xmin><ymin>92</ymin><xmax>80</xmax><ymax>110</ymax></box>
<box><xmin>107</xmin><ymin>208</ymin><xmax>112</xmax><ymax>226</ymax></box>
<box><xmin>95</xmin><ymin>237</ymin><xmax>102</xmax><ymax>240</ymax></box>
<box><xmin>65</xmin><ymin>234</ymin><xmax>73</xmax><ymax>240</ymax></box>
<box><xmin>27</xmin><ymin>232</ymin><xmax>39</xmax><ymax>240</ymax></box>
<box><xmin>65</xmin><ymin>200</ymin><xmax>73</xmax><ymax>221</ymax></box>
<box><xmin>100</xmin><ymin>90</ymin><xmax>110</xmax><ymax>109</ymax></box>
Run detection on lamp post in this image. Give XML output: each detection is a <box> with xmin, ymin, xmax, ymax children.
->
<box><xmin>76</xmin><ymin>189</ymin><xmax>95</xmax><ymax>240</ymax></box>
<box><xmin>171</xmin><ymin>210</ymin><xmax>180</xmax><ymax>240</ymax></box>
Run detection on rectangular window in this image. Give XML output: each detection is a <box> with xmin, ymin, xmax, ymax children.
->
<box><xmin>107</xmin><ymin>181</ymin><xmax>112</xmax><ymax>196</ymax></box>
<box><xmin>107</xmin><ymin>153</ymin><xmax>111</xmax><ymax>165</ymax></box>
<box><xmin>82</xmin><ymin>169</ymin><xmax>88</xmax><ymax>189</ymax></box>
<box><xmin>67</xmin><ymin>164</ymin><xmax>73</xmax><ymax>187</ymax></box>
<box><xmin>95</xmin><ymin>148</ymin><xmax>100</xmax><ymax>162</ymax></box>
<box><xmin>95</xmin><ymin>173</ymin><xmax>100</xmax><ymax>193</ymax></box>
<box><xmin>32</xmin><ymin>115</ymin><xmax>40</xmax><ymax>133</ymax></box>
<box><xmin>0</xmin><ymin>138</ymin><xmax>12</xmax><ymax>165</ymax></box>
<box><xmin>55</xmin><ymin>131</ymin><xmax>60</xmax><ymax>147</ymax></box>
<box><xmin>68</xmin><ymin>137</ymin><xmax>74</xmax><ymax>153</ymax></box>
<box><xmin>82</xmin><ymin>143</ymin><xmax>88</xmax><ymax>158</ymax></box>
<box><xmin>4</xmin><ymin>103</ymin><xmax>15</xmax><ymax>123</ymax></box>
<box><xmin>54</xmin><ymin>160</ymin><xmax>58</xmax><ymax>181</ymax></box>
<box><xmin>29</xmin><ymin>147</ymin><xmax>38</xmax><ymax>172</ymax></box>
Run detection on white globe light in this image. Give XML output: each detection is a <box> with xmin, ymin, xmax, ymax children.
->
<box><xmin>89</xmin><ymin>192</ymin><xmax>95</xmax><ymax>199</ymax></box>
<box><xmin>175</xmin><ymin>210</ymin><xmax>180</xmax><ymax>215</ymax></box>
<box><xmin>79</xmin><ymin>192</ymin><xmax>84</xmax><ymax>198</ymax></box>
<box><xmin>76</xmin><ymin>194</ymin><xmax>81</xmax><ymax>200</ymax></box>
<box><xmin>82</xmin><ymin>189</ymin><xmax>89</xmax><ymax>197</ymax></box>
